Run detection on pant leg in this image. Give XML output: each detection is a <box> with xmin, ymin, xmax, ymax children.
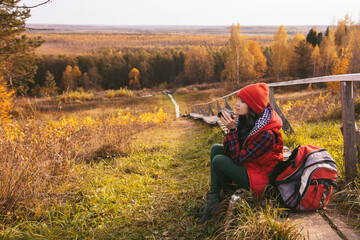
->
<box><xmin>210</xmin><ymin>144</ymin><xmax>224</xmax><ymax>161</ymax></box>
<box><xmin>211</xmin><ymin>154</ymin><xmax>250</xmax><ymax>193</ymax></box>
<box><xmin>209</xmin><ymin>144</ymin><xmax>225</xmax><ymax>194</ymax></box>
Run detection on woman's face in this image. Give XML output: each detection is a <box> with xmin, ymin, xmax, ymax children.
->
<box><xmin>235</xmin><ymin>99</ymin><xmax>249</xmax><ymax>116</ymax></box>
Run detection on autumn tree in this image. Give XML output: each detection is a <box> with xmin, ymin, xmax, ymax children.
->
<box><xmin>287</xmin><ymin>33</ymin><xmax>306</xmax><ymax>77</ymax></box>
<box><xmin>129</xmin><ymin>68</ymin><xmax>141</xmax><ymax>90</ymax></box>
<box><xmin>184</xmin><ymin>46</ymin><xmax>215</xmax><ymax>85</ymax></box>
<box><xmin>72</xmin><ymin>66</ymin><xmax>82</xmax><ymax>89</ymax></box>
<box><xmin>247</xmin><ymin>40</ymin><xmax>267</xmax><ymax>78</ymax></box>
<box><xmin>84</xmin><ymin>67</ymin><xmax>102</xmax><ymax>90</ymax></box>
<box><xmin>221</xmin><ymin>24</ymin><xmax>255</xmax><ymax>87</ymax></box>
<box><xmin>327</xmin><ymin>48</ymin><xmax>352</xmax><ymax>92</ymax></box>
<box><xmin>332</xmin><ymin>48</ymin><xmax>352</xmax><ymax>75</ymax></box>
<box><xmin>0</xmin><ymin>0</ymin><xmax>46</xmax><ymax>95</ymax></box>
<box><xmin>0</xmin><ymin>78</ymin><xmax>15</xmax><ymax>123</ymax></box>
<box><xmin>320</xmin><ymin>27</ymin><xmax>338</xmax><ymax>75</ymax></box>
<box><xmin>310</xmin><ymin>45</ymin><xmax>322</xmax><ymax>77</ymax></box>
<box><xmin>271</xmin><ymin>26</ymin><xmax>288</xmax><ymax>81</ymax></box>
<box><xmin>61</xmin><ymin>65</ymin><xmax>74</xmax><ymax>92</ymax></box>
<box><xmin>334</xmin><ymin>15</ymin><xmax>352</xmax><ymax>50</ymax></box>
<box><xmin>348</xmin><ymin>24</ymin><xmax>360</xmax><ymax>73</ymax></box>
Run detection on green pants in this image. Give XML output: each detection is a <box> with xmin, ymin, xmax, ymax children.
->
<box><xmin>210</xmin><ymin>144</ymin><xmax>250</xmax><ymax>194</ymax></box>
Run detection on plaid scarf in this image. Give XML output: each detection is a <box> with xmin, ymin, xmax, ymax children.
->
<box><xmin>242</xmin><ymin>104</ymin><xmax>272</xmax><ymax>147</ymax></box>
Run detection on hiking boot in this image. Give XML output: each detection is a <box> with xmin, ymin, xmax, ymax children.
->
<box><xmin>197</xmin><ymin>193</ymin><xmax>220</xmax><ymax>225</ymax></box>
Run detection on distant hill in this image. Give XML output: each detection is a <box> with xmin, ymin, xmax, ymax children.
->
<box><xmin>26</xmin><ymin>24</ymin><xmax>328</xmax><ymax>36</ymax></box>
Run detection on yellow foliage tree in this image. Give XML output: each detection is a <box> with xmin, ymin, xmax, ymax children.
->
<box><xmin>62</xmin><ymin>65</ymin><xmax>74</xmax><ymax>92</ymax></box>
<box><xmin>271</xmin><ymin>26</ymin><xmax>288</xmax><ymax>81</ymax></box>
<box><xmin>310</xmin><ymin>45</ymin><xmax>322</xmax><ymax>77</ymax></box>
<box><xmin>247</xmin><ymin>40</ymin><xmax>267</xmax><ymax>78</ymax></box>
<box><xmin>287</xmin><ymin>33</ymin><xmax>306</xmax><ymax>75</ymax></box>
<box><xmin>0</xmin><ymin>77</ymin><xmax>15</xmax><ymax>124</ymax></box>
<box><xmin>348</xmin><ymin>25</ymin><xmax>360</xmax><ymax>73</ymax></box>
<box><xmin>72</xmin><ymin>65</ymin><xmax>82</xmax><ymax>89</ymax></box>
<box><xmin>334</xmin><ymin>15</ymin><xmax>353</xmax><ymax>50</ymax></box>
<box><xmin>320</xmin><ymin>27</ymin><xmax>338</xmax><ymax>75</ymax></box>
<box><xmin>184</xmin><ymin>46</ymin><xmax>215</xmax><ymax>84</ymax></box>
<box><xmin>129</xmin><ymin>68</ymin><xmax>141</xmax><ymax>90</ymax></box>
<box><xmin>221</xmin><ymin>24</ymin><xmax>255</xmax><ymax>87</ymax></box>
<box><xmin>328</xmin><ymin>48</ymin><xmax>352</xmax><ymax>92</ymax></box>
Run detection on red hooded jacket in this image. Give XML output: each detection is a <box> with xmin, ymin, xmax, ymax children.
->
<box><xmin>223</xmin><ymin>105</ymin><xmax>283</xmax><ymax>196</ymax></box>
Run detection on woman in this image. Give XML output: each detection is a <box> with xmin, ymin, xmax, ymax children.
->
<box><xmin>197</xmin><ymin>83</ymin><xmax>283</xmax><ymax>225</ymax></box>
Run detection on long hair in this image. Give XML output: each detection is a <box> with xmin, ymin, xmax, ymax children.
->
<box><xmin>236</xmin><ymin>107</ymin><xmax>261</xmax><ymax>131</ymax></box>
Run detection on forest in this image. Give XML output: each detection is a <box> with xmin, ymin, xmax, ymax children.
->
<box><xmin>2</xmin><ymin>15</ymin><xmax>359</xmax><ymax>97</ymax></box>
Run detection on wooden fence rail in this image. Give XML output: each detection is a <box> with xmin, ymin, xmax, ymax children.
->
<box><xmin>186</xmin><ymin>73</ymin><xmax>360</xmax><ymax>182</ymax></box>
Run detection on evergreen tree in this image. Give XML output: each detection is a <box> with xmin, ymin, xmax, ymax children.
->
<box><xmin>306</xmin><ymin>27</ymin><xmax>323</xmax><ymax>47</ymax></box>
<box><xmin>325</xmin><ymin>27</ymin><xmax>330</xmax><ymax>37</ymax></box>
<box><xmin>306</xmin><ymin>28</ymin><xmax>318</xmax><ymax>47</ymax></box>
<box><xmin>293</xmin><ymin>40</ymin><xmax>312</xmax><ymax>78</ymax></box>
<box><xmin>0</xmin><ymin>0</ymin><xmax>45</xmax><ymax>95</ymax></box>
<box><xmin>44</xmin><ymin>71</ymin><xmax>58</xmax><ymax>96</ymax></box>
<box><xmin>316</xmin><ymin>32</ymin><xmax>323</xmax><ymax>46</ymax></box>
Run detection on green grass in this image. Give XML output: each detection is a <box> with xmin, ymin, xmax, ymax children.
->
<box><xmin>0</xmin><ymin>119</ymin><xmax>225</xmax><ymax>239</ymax></box>
<box><xmin>282</xmin><ymin>120</ymin><xmax>345</xmax><ymax>178</ymax></box>
<box><xmin>2</xmin><ymin>87</ymin><xmax>360</xmax><ymax>239</ymax></box>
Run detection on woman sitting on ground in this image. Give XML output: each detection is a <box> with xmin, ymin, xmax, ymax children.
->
<box><xmin>197</xmin><ymin>83</ymin><xmax>283</xmax><ymax>225</ymax></box>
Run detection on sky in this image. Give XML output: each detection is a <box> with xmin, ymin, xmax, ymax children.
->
<box><xmin>23</xmin><ymin>0</ymin><xmax>360</xmax><ymax>26</ymax></box>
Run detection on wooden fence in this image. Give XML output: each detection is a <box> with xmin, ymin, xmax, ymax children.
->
<box><xmin>186</xmin><ymin>73</ymin><xmax>360</xmax><ymax>182</ymax></box>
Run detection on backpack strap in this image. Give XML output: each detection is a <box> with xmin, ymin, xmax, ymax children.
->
<box><xmin>269</xmin><ymin>145</ymin><xmax>301</xmax><ymax>185</ymax></box>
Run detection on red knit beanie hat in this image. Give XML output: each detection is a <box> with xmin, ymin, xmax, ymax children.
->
<box><xmin>237</xmin><ymin>83</ymin><xmax>269</xmax><ymax>114</ymax></box>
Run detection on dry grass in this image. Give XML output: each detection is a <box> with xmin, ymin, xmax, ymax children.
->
<box><xmin>58</xmin><ymin>90</ymin><xmax>95</xmax><ymax>102</ymax></box>
<box><xmin>2</xmin><ymin>86</ymin><xmax>360</xmax><ymax>238</ymax></box>
<box><xmin>0</xmin><ymin>95</ymin><xmax>169</xmax><ymax>215</ymax></box>
<box><xmin>28</xmin><ymin>33</ymin><xmax>274</xmax><ymax>54</ymax></box>
<box><xmin>103</xmin><ymin>88</ymin><xmax>133</xmax><ymax>98</ymax></box>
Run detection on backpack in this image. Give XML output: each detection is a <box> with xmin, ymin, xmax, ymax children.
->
<box><xmin>269</xmin><ymin>145</ymin><xmax>338</xmax><ymax>211</ymax></box>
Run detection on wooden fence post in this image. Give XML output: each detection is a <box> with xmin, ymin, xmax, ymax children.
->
<box><xmin>340</xmin><ymin>81</ymin><xmax>358</xmax><ymax>182</ymax></box>
<box><xmin>196</xmin><ymin>105</ymin><xmax>203</xmax><ymax>115</ymax></box>
<box><xmin>216</xmin><ymin>100</ymin><xmax>222</xmax><ymax>113</ymax></box>
<box><xmin>202</xmin><ymin>105</ymin><xmax>209</xmax><ymax>116</ymax></box>
<box><xmin>208</xmin><ymin>104</ymin><xmax>214</xmax><ymax>116</ymax></box>
<box><xmin>269</xmin><ymin>87</ymin><xmax>294</xmax><ymax>134</ymax></box>
<box><xmin>224</xmin><ymin>97</ymin><xmax>232</xmax><ymax>110</ymax></box>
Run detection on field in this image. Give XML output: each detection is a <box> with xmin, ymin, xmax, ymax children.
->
<box><xmin>1</xmin><ymin>84</ymin><xmax>359</xmax><ymax>239</ymax></box>
<box><xmin>28</xmin><ymin>33</ymin><xmax>274</xmax><ymax>54</ymax></box>
<box><xmin>26</xmin><ymin>24</ymin><xmax>327</xmax><ymax>54</ymax></box>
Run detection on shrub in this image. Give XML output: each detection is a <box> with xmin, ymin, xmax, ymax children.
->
<box><xmin>104</xmin><ymin>88</ymin><xmax>133</xmax><ymax>98</ymax></box>
<box><xmin>59</xmin><ymin>89</ymin><xmax>95</xmax><ymax>102</ymax></box>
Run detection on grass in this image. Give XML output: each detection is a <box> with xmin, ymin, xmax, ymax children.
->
<box><xmin>58</xmin><ymin>89</ymin><xmax>95</xmax><ymax>102</ymax></box>
<box><xmin>0</xmin><ymin>119</ymin><xmax>224</xmax><ymax>239</ymax></box>
<box><xmin>1</xmin><ymin>86</ymin><xmax>360</xmax><ymax>239</ymax></box>
<box><xmin>104</xmin><ymin>88</ymin><xmax>134</xmax><ymax>98</ymax></box>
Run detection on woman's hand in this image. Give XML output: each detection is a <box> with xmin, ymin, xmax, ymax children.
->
<box><xmin>220</xmin><ymin>110</ymin><xmax>236</xmax><ymax>130</ymax></box>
